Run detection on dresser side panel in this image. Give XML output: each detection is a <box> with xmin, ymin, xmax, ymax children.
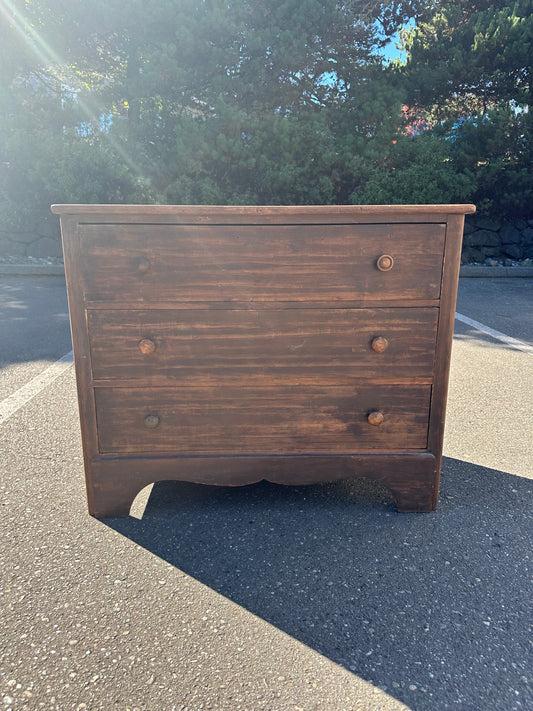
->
<box><xmin>59</xmin><ymin>216</ymin><xmax>100</xmax><ymax>513</ymax></box>
<box><xmin>428</xmin><ymin>213</ymin><xmax>465</xmax><ymax>491</ymax></box>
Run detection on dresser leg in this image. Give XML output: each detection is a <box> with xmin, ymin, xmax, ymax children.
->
<box><xmin>86</xmin><ymin>465</ymin><xmax>153</xmax><ymax>518</ymax></box>
<box><xmin>359</xmin><ymin>454</ymin><xmax>439</xmax><ymax>513</ymax></box>
<box><xmin>384</xmin><ymin>473</ymin><xmax>438</xmax><ymax>512</ymax></box>
<box><xmin>390</xmin><ymin>487</ymin><xmax>437</xmax><ymax>513</ymax></box>
<box><xmin>88</xmin><ymin>484</ymin><xmax>139</xmax><ymax>518</ymax></box>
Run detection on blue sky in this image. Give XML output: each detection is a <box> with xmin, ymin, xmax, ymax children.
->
<box><xmin>382</xmin><ymin>38</ymin><xmax>407</xmax><ymax>63</ymax></box>
<box><xmin>380</xmin><ymin>20</ymin><xmax>415</xmax><ymax>64</ymax></box>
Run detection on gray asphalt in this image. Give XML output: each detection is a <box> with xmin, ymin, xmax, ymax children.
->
<box><xmin>1</xmin><ymin>275</ymin><xmax>531</xmax><ymax>711</ymax></box>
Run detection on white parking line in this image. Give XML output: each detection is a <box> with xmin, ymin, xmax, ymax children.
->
<box><xmin>455</xmin><ymin>312</ymin><xmax>533</xmax><ymax>356</ymax></box>
<box><xmin>0</xmin><ymin>351</ymin><xmax>74</xmax><ymax>425</ymax></box>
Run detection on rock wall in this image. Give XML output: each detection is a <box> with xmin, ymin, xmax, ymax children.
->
<box><xmin>462</xmin><ymin>217</ymin><xmax>533</xmax><ymax>264</ymax></box>
<box><xmin>0</xmin><ymin>219</ymin><xmax>62</xmax><ymax>259</ymax></box>
<box><xmin>1</xmin><ymin>215</ymin><xmax>532</xmax><ymax>263</ymax></box>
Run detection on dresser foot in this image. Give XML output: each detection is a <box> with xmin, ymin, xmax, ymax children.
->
<box><xmin>390</xmin><ymin>489</ymin><xmax>437</xmax><ymax>513</ymax></box>
<box><xmin>358</xmin><ymin>454</ymin><xmax>438</xmax><ymax>512</ymax></box>
<box><xmin>87</xmin><ymin>467</ymin><xmax>153</xmax><ymax>518</ymax></box>
<box><xmin>383</xmin><ymin>475</ymin><xmax>438</xmax><ymax>512</ymax></box>
<box><xmin>88</xmin><ymin>486</ymin><xmax>139</xmax><ymax>518</ymax></box>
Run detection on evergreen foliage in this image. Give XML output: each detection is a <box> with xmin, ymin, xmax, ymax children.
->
<box><xmin>0</xmin><ymin>0</ymin><xmax>530</xmax><ymax>231</ymax></box>
<box><xmin>396</xmin><ymin>0</ymin><xmax>532</xmax><ymax>216</ymax></box>
<box><xmin>399</xmin><ymin>0</ymin><xmax>532</xmax><ymax>116</ymax></box>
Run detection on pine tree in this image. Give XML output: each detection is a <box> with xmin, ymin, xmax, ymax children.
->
<box><xmin>399</xmin><ymin>0</ymin><xmax>532</xmax><ymax>117</ymax></box>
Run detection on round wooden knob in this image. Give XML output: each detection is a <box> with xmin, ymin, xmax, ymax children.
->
<box><xmin>376</xmin><ymin>254</ymin><xmax>394</xmax><ymax>272</ymax></box>
<box><xmin>144</xmin><ymin>414</ymin><xmax>160</xmax><ymax>429</ymax></box>
<box><xmin>139</xmin><ymin>338</ymin><xmax>156</xmax><ymax>354</ymax></box>
<box><xmin>135</xmin><ymin>256</ymin><xmax>151</xmax><ymax>273</ymax></box>
<box><xmin>367</xmin><ymin>410</ymin><xmax>384</xmax><ymax>426</ymax></box>
<box><xmin>371</xmin><ymin>336</ymin><xmax>389</xmax><ymax>353</ymax></box>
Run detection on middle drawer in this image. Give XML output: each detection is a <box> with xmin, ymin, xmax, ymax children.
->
<box><xmin>88</xmin><ymin>308</ymin><xmax>438</xmax><ymax>384</ymax></box>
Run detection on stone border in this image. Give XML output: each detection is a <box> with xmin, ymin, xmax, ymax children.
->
<box><xmin>462</xmin><ymin>216</ymin><xmax>533</xmax><ymax>263</ymax></box>
<box><xmin>460</xmin><ymin>264</ymin><xmax>533</xmax><ymax>278</ymax></box>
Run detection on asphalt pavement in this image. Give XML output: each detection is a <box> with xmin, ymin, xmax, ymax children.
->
<box><xmin>1</xmin><ymin>274</ymin><xmax>532</xmax><ymax>711</ymax></box>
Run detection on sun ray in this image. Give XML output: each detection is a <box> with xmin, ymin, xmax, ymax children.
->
<box><xmin>1</xmin><ymin>0</ymin><xmax>149</xmax><ymax>185</ymax></box>
<box><xmin>1</xmin><ymin>0</ymin><xmax>69</xmax><ymax>80</ymax></box>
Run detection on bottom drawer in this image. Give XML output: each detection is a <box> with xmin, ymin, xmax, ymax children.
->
<box><xmin>95</xmin><ymin>384</ymin><xmax>431</xmax><ymax>455</ymax></box>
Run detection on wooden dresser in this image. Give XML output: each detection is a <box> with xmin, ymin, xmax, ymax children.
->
<box><xmin>52</xmin><ymin>204</ymin><xmax>475</xmax><ymax>518</ymax></box>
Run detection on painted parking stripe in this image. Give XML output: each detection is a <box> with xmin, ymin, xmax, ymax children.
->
<box><xmin>0</xmin><ymin>351</ymin><xmax>74</xmax><ymax>425</ymax></box>
<box><xmin>455</xmin><ymin>312</ymin><xmax>533</xmax><ymax>356</ymax></box>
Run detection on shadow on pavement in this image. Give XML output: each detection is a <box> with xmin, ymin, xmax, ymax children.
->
<box><xmin>105</xmin><ymin>457</ymin><xmax>532</xmax><ymax>711</ymax></box>
<box><xmin>0</xmin><ymin>276</ymin><xmax>70</xmax><ymax>365</ymax></box>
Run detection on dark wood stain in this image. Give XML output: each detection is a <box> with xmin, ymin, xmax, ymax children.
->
<box><xmin>94</xmin><ymin>384</ymin><xmax>432</xmax><ymax>455</ymax></box>
<box><xmin>79</xmin><ymin>223</ymin><xmax>446</xmax><ymax>302</ymax></box>
<box><xmin>88</xmin><ymin>307</ymin><xmax>438</xmax><ymax>383</ymax></box>
<box><xmin>53</xmin><ymin>204</ymin><xmax>475</xmax><ymax>517</ymax></box>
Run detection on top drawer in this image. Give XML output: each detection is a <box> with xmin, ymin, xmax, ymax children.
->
<box><xmin>78</xmin><ymin>223</ymin><xmax>445</xmax><ymax>303</ymax></box>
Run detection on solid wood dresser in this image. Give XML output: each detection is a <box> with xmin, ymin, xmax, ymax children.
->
<box><xmin>52</xmin><ymin>204</ymin><xmax>475</xmax><ymax>518</ymax></box>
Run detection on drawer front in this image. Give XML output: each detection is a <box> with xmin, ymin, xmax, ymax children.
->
<box><xmin>94</xmin><ymin>384</ymin><xmax>431</xmax><ymax>454</ymax></box>
<box><xmin>79</xmin><ymin>223</ymin><xmax>445</xmax><ymax>303</ymax></box>
<box><xmin>88</xmin><ymin>308</ymin><xmax>438</xmax><ymax>383</ymax></box>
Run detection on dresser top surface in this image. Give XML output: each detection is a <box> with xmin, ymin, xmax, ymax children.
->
<box><xmin>51</xmin><ymin>204</ymin><xmax>476</xmax><ymax>220</ymax></box>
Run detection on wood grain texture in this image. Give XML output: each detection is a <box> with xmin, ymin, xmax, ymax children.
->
<box><xmin>94</xmin><ymin>384</ymin><xmax>431</xmax><ymax>454</ymax></box>
<box><xmin>53</xmin><ymin>203</ymin><xmax>475</xmax><ymax>517</ymax></box>
<box><xmin>79</xmin><ymin>223</ymin><xmax>446</xmax><ymax>303</ymax></box>
<box><xmin>58</xmin><ymin>215</ymin><xmax>100</xmax><ymax>515</ymax></box>
<box><xmin>51</xmin><ymin>203</ymin><xmax>476</xmax><ymax>217</ymax></box>
<box><xmin>82</xmin><ymin>298</ymin><xmax>441</xmax><ymax>310</ymax></box>
<box><xmin>428</xmin><ymin>212</ymin><xmax>466</xmax><ymax>503</ymax></box>
<box><xmin>87</xmin><ymin>453</ymin><xmax>438</xmax><ymax>517</ymax></box>
<box><xmin>88</xmin><ymin>307</ymin><xmax>438</xmax><ymax>383</ymax></box>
